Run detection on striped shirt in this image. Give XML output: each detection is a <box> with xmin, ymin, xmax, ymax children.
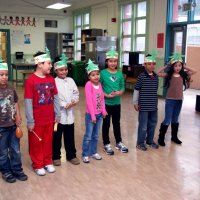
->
<box><xmin>134</xmin><ymin>70</ymin><xmax>158</xmax><ymax>111</ymax></box>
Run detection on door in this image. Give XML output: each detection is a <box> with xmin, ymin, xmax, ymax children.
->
<box><xmin>45</xmin><ymin>32</ymin><xmax>58</xmax><ymax>61</ymax></box>
<box><xmin>168</xmin><ymin>24</ymin><xmax>200</xmax><ymax>89</ymax></box>
<box><xmin>0</xmin><ymin>29</ymin><xmax>11</xmax><ymax>80</ymax></box>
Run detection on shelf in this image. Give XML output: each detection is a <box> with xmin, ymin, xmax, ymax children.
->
<box><xmin>59</xmin><ymin>33</ymin><xmax>74</xmax><ymax>57</ymax></box>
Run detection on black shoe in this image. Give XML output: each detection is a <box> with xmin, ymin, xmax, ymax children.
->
<box><xmin>2</xmin><ymin>173</ymin><xmax>16</xmax><ymax>183</ymax></box>
<box><xmin>13</xmin><ymin>171</ymin><xmax>28</xmax><ymax>181</ymax></box>
<box><xmin>171</xmin><ymin>138</ymin><xmax>182</xmax><ymax>145</ymax></box>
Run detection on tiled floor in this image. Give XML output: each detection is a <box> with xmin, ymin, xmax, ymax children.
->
<box><xmin>0</xmin><ymin>86</ymin><xmax>200</xmax><ymax>200</ymax></box>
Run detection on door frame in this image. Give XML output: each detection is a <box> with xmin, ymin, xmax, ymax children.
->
<box><xmin>0</xmin><ymin>29</ymin><xmax>11</xmax><ymax>80</ymax></box>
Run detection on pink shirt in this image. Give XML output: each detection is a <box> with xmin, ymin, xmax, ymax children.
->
<box><xmin>85</xmin><ymin>81</ymin><xmax>107</xmax><ymax>121</ymax></box>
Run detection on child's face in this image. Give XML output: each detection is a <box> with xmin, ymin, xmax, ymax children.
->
<box><xmin>0</xmin><ymin>70</ymin><xmax>8</xmax><ymax>86</ymax></box>
<box><xmin>144</xmin><ymin>62</ymin><xmax>156</xmax><ymax>73</ymax></box>
<box><xmin>173</xmin><ymin>62</ymin><xmax>183</xmax><ymax>73</ymax></box>
<box><xmin>55</xmin><ymin>67</ymin><xmax>68</xmax><ymax>79</ymax></box>
<box><xmin>38</xmin><ymin>60</ymin><xmax>52</xmax><ymax>75</ymax></box>
<box><xmin>88</xmin><ymin>70</ymin><xmax>100</xmax><ymax>84</ymax></box>
<box><xmin>107</xmin><ymin>58</ymin><xmax>118</xmax><ymax>70</ymax></box>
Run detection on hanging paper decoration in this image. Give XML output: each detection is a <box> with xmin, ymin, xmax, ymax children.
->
<box><xmin>0</xmin><ymin>16</ymin><xmax>36</xmax><ymax>27</ymax></box>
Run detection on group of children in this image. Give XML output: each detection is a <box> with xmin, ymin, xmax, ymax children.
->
<box><xmin>0</xmin><ymin>48</ymin><xmax>196</xmax><ymax>183</ymax></box>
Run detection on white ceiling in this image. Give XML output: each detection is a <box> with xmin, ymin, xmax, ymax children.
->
<box><xmin>0</xmin><ymin>0</ymin><xmax>108</xmax><ymax>17</ymax></box>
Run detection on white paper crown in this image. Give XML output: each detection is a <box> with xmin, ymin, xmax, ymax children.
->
<box><xmin>34</xmin><ymin>54</ymin><xmax>51</xmax><ymax>64</ymax></box>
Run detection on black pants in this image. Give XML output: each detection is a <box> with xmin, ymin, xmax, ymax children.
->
<box><xmin>102</xmin><ymin>104</ymin><xmax>122</xmax><ymax>145</ymax></box>
<box><xmin>52</xmin><ymin>123</ymin><xmax>77</xmax><ymax>161</ymax></box>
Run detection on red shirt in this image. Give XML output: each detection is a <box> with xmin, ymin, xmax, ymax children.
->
<box><xmin>24</xmin><ymin>74</ymin><xmax>58</xmax><ymax>125</ymax></box>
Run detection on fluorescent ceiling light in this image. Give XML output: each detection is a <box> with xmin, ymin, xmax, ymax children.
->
<box><xmin>46</xmin><ymin>3</ymin><xmax>71</xmax><ymax>9</ymax></box>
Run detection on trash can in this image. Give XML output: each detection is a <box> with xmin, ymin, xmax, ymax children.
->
<box><xmin>71</xmin><ymin>61</ymin><xmax>87</xmax><ymax>86</ymax></box>
<box><xmin>195</xmin><ymin>95</ymin><xmax>200</xmax><ymax>112</ymax></box>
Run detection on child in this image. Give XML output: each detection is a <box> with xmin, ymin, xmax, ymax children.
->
<box><xmin>100</xmin><ymin>49</ymin><xmax>128</xmax><ymax>155</ymax></box>
<box><xmin>0</xmin><ymin>59</ymin><xmax>28</xmax><ymax>183</ymax></box>
<box><xmin>82</xmin><ymin>59</ymin><xmax>107</xmax><ymax>163</ymax></box>
<box><xmin>157</xmin><ymin>52</ymin><xmax>196</xmax><ymax>146</ymax></box>
<box><xmin>133</xmin><ymin>51</ymin><xmax>159</xmax><ymax>151</ymax></box>
<box><xmin>24</xmin><ymin>50</ymin><xmax>60</xmax><ymax>176</ymax></box>
<box><xmin>53</xmin><ymin>53</ymin><xmax>80</xmax><ymax>166</ymax></box>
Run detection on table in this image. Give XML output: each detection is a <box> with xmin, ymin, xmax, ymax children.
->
<box><xmin>20</xmin><ymin>70</ymin><xmax>34</xmax><ymax>83</ymax></box>
<box><xmin>12</xmin><ymin>62</ymin><xmax>35</xmax><ymax>84</ymax></box>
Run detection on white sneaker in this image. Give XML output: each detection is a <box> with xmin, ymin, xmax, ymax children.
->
<box><xmin>35</xmin><ymin>168</ymin><xmax>46</xmax><ymax>176</ymax></box>
<box><xmin>44</xmin><ymin>165</ymin><xmax>56</xmax><ymax>173</ymax></box>
<box><xmin>82</xmin><ymin>156</ymin><xmax>90</xmax><ymax>163</ymax></box>
<box><xmin>91</xmin><ymin>153</ymin><xmax>102</xmax><ymax>160</ymax></box>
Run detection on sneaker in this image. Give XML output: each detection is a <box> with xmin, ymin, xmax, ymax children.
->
<box><xmin>68</xmin><ymin>157</ymin><xmax>80</xmax><ymax>165</ymax></box>
<box><xmin>91</xmin><ymin>153</ymin><xmax>102</xmax><ymax>160</ymax></box>
<box><xmin>44</xmin><ymin>165</ymin><xmax>56</xmax><ymax>173</ymax></box>
<box><xmin>104</xmin><ymin>144</ymin><xmax>114</xmax><ymax>155</ymax></box>
<box><xmin>146</xmin><ymin>142</ymin><xmax>159</xmax><ymax>149</ymax></box>
<box><xmin>13</xmin><ymin>171</ymin><xmax>28</xmax><ymax>181</ymax></box>
<box><xmin>136</xmin><ymin>144</ymin><xmax>147</xmax><ymax>151</ymax></box>
<box><xmin>2</xmin><ymin>172</ymin><xmax>16</xmax><ymax>183</ymax></box>
<box><xmin>34</xmin><ymin>168</ymin><xmax>46</xmax><ymax>176</ymax></box>
<box><xmin>115</xmin><ymin>142</ymin><xmax>128</xmax><ymax>153</ymax></box>
<box><xmin>53</xmin><ymin>159</ymin><xmax>61</xmax><ymax>166</ymax></box>
<box><xmin>82</xmin><ymin>156</ymin><xmax>90</xmax><ymax>163</ymax></box>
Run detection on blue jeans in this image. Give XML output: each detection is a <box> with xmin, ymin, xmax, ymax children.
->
<box><xmin>0</xmin><ymin>125</ymin><xmax>23</xmax><ymax>174</ymax></box>
<box><xmin>162</xmin><ymin>99</ymin><xmax>183</xmax><ymax>125</ymax></box>
<box><xmin>137</xmin><ymin>111</ymin><xmax>158</xmax><ymax>145</ymax></box>
<box><xmin>82</xmin><ymin>113</ymin><xmax>103</xmax><ymax>157</ymax></box>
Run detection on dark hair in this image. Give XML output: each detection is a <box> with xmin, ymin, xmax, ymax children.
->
<box><xmin>33</xmin><ymin>51</ymin><xmax>45</xmax><ymax>58</ymax></box>
<box><xmin>165</xmin><ymin>61</ymin><xmax>191</xmax><ymax>90</ymax></box>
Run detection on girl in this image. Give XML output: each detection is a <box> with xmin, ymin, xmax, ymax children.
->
<box><xmin>100</xmin><ymin>49</ymin><xmax>128</xmax><ymax>155</ymax></box>
<box><xmin>82</xmin><ymin>59</ymin><xmax>107</xmax><ymax>163</ymax></box>
<box><xmin>157</xmin><ymin>52</ymin><xmax>196</xmax><ymax>146</ymax></box>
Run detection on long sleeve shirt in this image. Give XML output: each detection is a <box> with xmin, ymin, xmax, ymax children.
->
<box><xmin>85</xmin><ymin>81</ymin><xmax>107</xmax><ymax>121</ymax></box>
<box><xmin>55</xmin><ymin>77</ymin><xmax>79</xmax><ymax>124</ymax></box>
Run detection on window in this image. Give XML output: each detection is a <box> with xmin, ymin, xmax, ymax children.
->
<box><xmin>119</xmin><ymin>1</ymin><xmax>148</xmax><ymax>66</ymax></box>
<box><xmin>73</xmin><ymin>9</ymin><xmax>90</xmax><ymax>60</ymax></box>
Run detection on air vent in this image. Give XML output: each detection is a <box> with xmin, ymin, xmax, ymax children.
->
<box><xmin>44</xmin><ymin>20</ymin><xmax>57</xmax><ymax>28</ymax></box>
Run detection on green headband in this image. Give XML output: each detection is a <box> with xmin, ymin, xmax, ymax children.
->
<box><xmin>169</xmin><ymin>52</ymin><xmax>183</xmax><ymax>64</ymax></box>
<box><xmin>54</xmin><ymin>53</ymin><xmax>68</xmax><ymax>70</ymax></box>
<box><xmin>86</xmin><ymin>59</ymin><xmax>99</xmax><ymax>74</ymax></box>
<box><xmin>106</xmin><ymin>49</ymin><xmax>118</xmax><ymax>59</ymax></box>
<box><xmin>0</xmin><ymin>58</ymin><xmax>8</xmax><ymax>70</ymax></box>
<box><xmin>34</xmin><ymin>47</ymin><xmax>51</xmax><ymax>64</ymax></box>
<box><xmin>144</xmin><ymin>50</ymin><xmax>157</xmax><ymax>63</ymax></box>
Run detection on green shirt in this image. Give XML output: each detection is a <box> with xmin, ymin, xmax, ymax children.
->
<box><xmin>100</xmin><ymin>69</ymin><xmax>125</xmax><ymax>105</ymax></box>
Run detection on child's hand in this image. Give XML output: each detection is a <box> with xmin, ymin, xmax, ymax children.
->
<box><xmin>15</xmin><ymin>115</ymin><xmax>22</xmax><ymax>126</ymax></box>
<box><xmin>27</xmin><ymin>124</ymin><xmax>34</xmax><ymax>132</ymax></box>
<box><xmin>103</xmin><ymin>112</ymin><xmax>108</xmax><ymax>118</ymax></box>
<box><xmin>92</xmin><ymin>120</ymin><xmax>96</xmax><ymax>124</ymax></box>
<box><xmin>134</xmin><ymin>104</ymin><xmax>139</xmax><ymax>112</ymax></box>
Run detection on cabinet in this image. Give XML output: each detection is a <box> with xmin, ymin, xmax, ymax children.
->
<box><xmin>81</xmin><ymin>29</ymin><xmax>103</xmax><ymax>61</ymax></box>
<box><xmin>59</xmin><ymin>33</ymin><xmax>74</xmax><ymax>60</ymax></box>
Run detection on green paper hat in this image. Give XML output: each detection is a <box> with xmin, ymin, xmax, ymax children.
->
<box><xmin>0</xmin><ymin>58</ymin><xmax>8</xmax><ymax>70</ymax></box>
<box><xmin>144</xmin><ymin>50</ymin><xmax>158</xmax><ymax>63</ymax></box>
<box><xmin>34</xmin><ymin>48</ymin><xmax>51</xmax><ymax>64</ymax></box>
<box><xmin>54</xmin><ymin>53</ymin><xmax>68</xmax><ymax>70</ymax></box>
<box><xmin>86</xmin><ymin>59</ymin><xmax>99</xmax><ymax>74</ymax></box>
<box><xmin>169</xmin><ymin>52</ymin><xmax>184</xmax><ymax>64</ymax></box>
<box><xmin>106</xmin><ymin>49</ymin><xmax>118</xmax><ymax>59</ymax></box>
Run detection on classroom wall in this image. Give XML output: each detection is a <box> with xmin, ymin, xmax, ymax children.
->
<box><xmin>0</xmin><ymin>13</ymin><xmax>73</xmax><ymax>57</ymax></box>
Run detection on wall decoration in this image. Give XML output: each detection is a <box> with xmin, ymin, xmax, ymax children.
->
<box><xmin>24</xmin><ymin>34</ymin><xmax>31</xmax><ymax>44</ymax></box>
<box><xmin>0</xmin><ymin>16</ymin><xmax>36</xmax><ymax>27</ymax></box>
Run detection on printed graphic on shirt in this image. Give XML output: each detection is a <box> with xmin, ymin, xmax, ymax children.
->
<box><xmin>96</xmin><ymin>93</ymin><xmax>101</xmax><ymax>111</ymax></box>
<box><xmin>110</xmin><ymin>75</ymin><xmax>117</xmax><ymax>82</ymax></box>
<box><xmin>0</xmin><ymin>95</ymin><xmax>16</xmax><ymax>121</ymax></box>
<box><xmin>35</xmin><ymin>82</ymin><xmax>54</xmax><ymax>105</ymax></box>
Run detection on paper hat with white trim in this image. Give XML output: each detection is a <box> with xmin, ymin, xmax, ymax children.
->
<box><xmin>169</xmin><ymin>52</ymin><xmax>183</xmax><ymax>64</ymax></box>
<box><xmin>0</xmin><ymin>58</ymin><xmax>8</xmax><ymax>70</ymax></box>
<box><xmin>34</xmin><ymin>47</ymin><xmax>51</xmax><ymax>64</ymax></box>
<box><xmin>106</xmin><ymin>49</ymin><xmax>118</xmax><ymax>59</ymax></box>
<box><xmin>86</xmin><ymin>59</ymin><xmax>99</xmax><ymax>74</ymax></box>
<box><xmin>144</xmin><ymin>50</ymin><xmax>158</xmax><ymax>63</ymax></box>
<box><xmin>54</xmin><ymin>53</ymin><xmax>68</xmax><ymax>70</ymax></box>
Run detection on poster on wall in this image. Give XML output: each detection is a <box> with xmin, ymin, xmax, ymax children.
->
<box><xmin>11</xmin><ymin>30</ymin><xmax>24</xmax><ymax>48</ymax></box>
<box><xmin>24</xmin><ymin>34</ymin><xmax>31</xmax><ymax>44</ymax></box>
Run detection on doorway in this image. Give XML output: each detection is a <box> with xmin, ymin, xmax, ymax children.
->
<box><xmin>168</xmin><ymin>24</ymin><xmax>200</xmax><ymax>89</ymax></box>
<box><xmin>45</xmin><ymin>32</ymin><xmax>58</xmax><ymax>61</ymax></box>
<box><xmin>0</xmin><ymin>29</ymin><xmax>11</xmax><ymax>80</ymax></box>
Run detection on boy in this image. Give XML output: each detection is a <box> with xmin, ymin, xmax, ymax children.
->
<box><xmin>24</xmin><ymin>50</ymin><xmax>60</xmax><ymax>176</ymax></box>
<box><xmin>133</xmin><ymin>51</ymin><xmax>159</xmax><ymax>151</ymax></box>
<box><xmin>53</xmin><ymin>53</ymin><xmax>80</xmax><ymax>166</ymax></box>
<box><xmin>0</xmin><ymin>59</ymin><xmax>28</xmax><ymax>183</ymax></box>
